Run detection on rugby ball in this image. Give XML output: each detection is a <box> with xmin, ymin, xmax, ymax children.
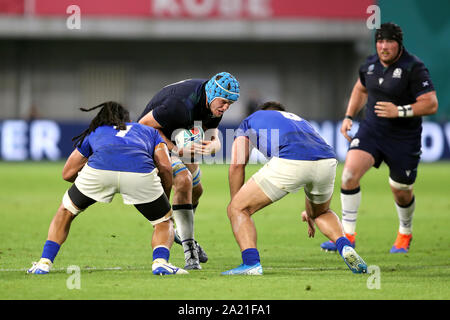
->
<box><xmin>174</xmin><ymin>126</ymin><xmax>204</xmax><ymax>149</ymax></box>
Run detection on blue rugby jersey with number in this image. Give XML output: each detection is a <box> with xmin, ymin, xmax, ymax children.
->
<box><xmin>77</xmin><ymin>123</ymin><xmax>165</xmax><ymax>173</ymax></box>
<box><xmin>138</xmin><ymin>79</ymin><xmax>222</xmax><ymax>141</ymax></box>
<box><xmin>236</xmin><ymin>110</ymin><xmax>336</xmax><ymax>161</ymax></box>
<box><xmin>359</xmin><ymin>48</ymin><xmax>435</xmax><ymax>139</ymax></box>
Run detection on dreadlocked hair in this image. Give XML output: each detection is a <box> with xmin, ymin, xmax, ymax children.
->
<box><xmin>259</xmin><ymin>101</ymin><xmax>286</xmax><ymax>111</ymax></box>
<box><xmin>72</xmin><ymin>101</ymin><xmax>130</xmax><ymax>148</ymax></box>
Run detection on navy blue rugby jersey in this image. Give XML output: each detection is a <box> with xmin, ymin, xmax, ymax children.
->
<box><xmin>236</xmin><ymin>110</ymin><xmax>336</xmax><ymax>161</ymax></box>
<box><xmin>77</xmin><ymin>123</ymin><xmax>165</xmax><ymax>173</ymax></box>
<box><xmin>359</xmin><ymin>48</ymin><xmax>435</xmax><ymax>139</ymax></box>
<box><xmin>138</xmin><ymin>79</ymin><xmax>222</xmax><ymax>141</ymax></box>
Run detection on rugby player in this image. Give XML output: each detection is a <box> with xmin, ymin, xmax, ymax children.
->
<box><xmin>222</xmin><ymin>102</ymin><xmax>367</xmax><ymax>275</ymax></box>
<box><xmin>320</xmin><ymin>22</ymin><xmax>438</xmax><ymax>253</ymax></box>
<box><xmin>138</xmin><ymin>72</ymin><xmax>240</xmax><ymax>269</ymax></box>
<box><xmin>27</xmin><ymin>102</ymin><xmax>187</xmax><ymax>275</ymax></box>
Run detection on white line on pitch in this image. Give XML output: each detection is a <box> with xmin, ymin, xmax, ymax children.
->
<box><xmin>1</xmin><ymin>265</ymin><xmax>448</xmax><ymax>273</ymax></box>
<box><xmin>0</xmin><ymin>266</ymin><xmax>340</xmax><ymax>272</ymax></box>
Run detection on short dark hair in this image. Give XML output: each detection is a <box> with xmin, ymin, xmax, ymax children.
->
<box><xmin>259</xmin><ymin>101</ymin><xmax>286</xmax><ymax>111</ymax></box>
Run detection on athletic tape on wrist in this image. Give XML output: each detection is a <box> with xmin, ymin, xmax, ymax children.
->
<box><xmin>397</xmin><ymin>105</ymin><xmax>413</xmax><ymax>117</ymax></box>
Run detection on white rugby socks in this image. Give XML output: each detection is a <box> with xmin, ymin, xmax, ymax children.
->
<box><xmin>395</xmin><ymin>197</ymin><xmax>415</xmax><ymax>235</ymax></box>
<box><xmin>172</xmin><ymin>204</ymin><xmax>195</xmax><ymax>243</ymax></box>
<box><xmin>340</xmin><ymin>187</ymin><xmax>361</xmax><ymax>235</ymax></box>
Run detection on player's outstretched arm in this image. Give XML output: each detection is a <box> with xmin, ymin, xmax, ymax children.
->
<box><xmin>62</xmin><ymin>149</ymin><xmax>88</xmax><ymax>182</ymax></box>
<box><xmin>153</xmin><ymin>143</ymin><xmax>173</xmax><ymax>200</ymax></box>
<box><xmin>228</xmin><ymin>136</ymin><xmax>250</xmax><ymax>200</ymax></box>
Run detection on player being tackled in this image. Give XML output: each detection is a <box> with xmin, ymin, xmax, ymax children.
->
<box><xmin>138</xmin><ymin>72</ymin><xmax>240</xmax><ymax>270</ymax></box>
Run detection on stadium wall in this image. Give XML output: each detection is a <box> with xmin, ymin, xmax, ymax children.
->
<box><xmin>0</xmin><ymin>39</ymin><xmax>364</xmax><ymax>123</ymax></box>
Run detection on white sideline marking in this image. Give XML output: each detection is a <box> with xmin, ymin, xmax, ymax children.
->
<box><xmin>1</xmin><ymin>265</ymin><xmax>448</xmax><ymax>273</ymax></box>
<box><xmin>2</xmin><ymin>266</ymin><xmax>339</xmax><ymax>273</ymax></box>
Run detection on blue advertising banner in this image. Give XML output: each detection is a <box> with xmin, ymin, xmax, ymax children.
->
<box><xmin>1</xmin><ymin>120</ymin><xmax>449</xmax><ymax>162</ymax></box>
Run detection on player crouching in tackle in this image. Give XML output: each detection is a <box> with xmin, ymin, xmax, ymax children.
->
<box><xmin>27</xmin><ymin>101</ymin><xmax>187</xmax><ymax>275</ymax></box>
<box><xmin>222</xmin><ymin>102</ymin><xmax>367</xmax><ymax>275</ymax></box>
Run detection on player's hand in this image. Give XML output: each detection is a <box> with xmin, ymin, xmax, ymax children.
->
<box><xmin>340</xmin><ymin>118</ymin><xmax>353</xmax><ymax>142</ymax></box>
<box><xmin>301</xmin><ymin>211</ymin><xmax>315</xmax><ymax>238</ymax></box>
<box><xmin>174</xmin><ymin>144</ymin><xmax>196</xmax><ymax>158</ymax></box>
<box><xmin>374</xmin><ymin>101</ymin><xmax>398</xmax><ymax>118</ymax></box>
<box><xmin>193</xmin><ymin>140</ymin><xmax>219</xmax><ymax>155</ymax></box>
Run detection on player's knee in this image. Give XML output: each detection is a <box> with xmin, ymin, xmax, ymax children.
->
<box><xmin>227</xmin><ymin>201</ymin><xmax>252</xmax><ymax>220</ymax></box>
<box><xmin>227</xmin><ymin>202</ymin><xmax>242</xmax><ymax>219</ymax></box>
<box><xmin>341</xmin><ymin>168</ymin><xmax>359</xmax><ymax>189</ymax></box>
<box><xmin>62</xmin><ymin>191</ymin><xmax>82</xmax><ymax>215</ymax></box>
<box><xmin>173</xmin><ymin>171</ymin><xmax>193</xmax><ymax>194</ymax></box>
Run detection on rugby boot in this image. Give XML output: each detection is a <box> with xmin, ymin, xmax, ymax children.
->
<box><xmin>183</xmin><ymin>240</ymin><xmax>202</xmax><ymax>270</ymax></box>
<box><xmin>174</xmin><ymin>228</ymin><xmax>208</xmax><ymax>263</ymax></box>
<box><xmin>341</xmin><ymin>246</ymin><xmax>367</xmax><ymax>274</ymax></box>
<box><xmin>221</xmin><ymin>263</ymin><xmax>263</xmax><ymax>276</ymax></box>
<box><xmin>152</xmin><ymin>258</ymin><xmax>188</xmax><ymax>275</ymax></box>
<box><xmin>390</xmin><ymin>232</ymin><xmax>412</xmax><ymax>253</ymax></box>
<box><xmin>27</xmin><ymin>258</ymin><xmax>52</xmax><ymax>274</ymax></box>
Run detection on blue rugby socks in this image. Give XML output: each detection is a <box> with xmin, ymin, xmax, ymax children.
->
<box><xmin>153</xmin><ymin>246</ymin><xmax>170</xmax><ymax>262</ymax></box>
<box><xmin>242</xmin><ymin>248</ymin><xmax>260</xmax><ymax>266</ymax></box>
<box><xmin>41</xmin><ymin>240</ymin><xmax>61</xmax><ymax>262</ymax></box>
<box><xmin>336</xmin><ymin>237</ymin><xmax>352</xmax><ymax>256</ymax></box>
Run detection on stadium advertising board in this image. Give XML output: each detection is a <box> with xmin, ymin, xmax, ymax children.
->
<box><xmin>1</xmin><ymin>119</ymin><xmax>449</xmax><ymax>162</ymax></box>
<box><xmin>2</xmin><ymin>0</ymin><xmax>373</xmax><ymax>19</ymax></box>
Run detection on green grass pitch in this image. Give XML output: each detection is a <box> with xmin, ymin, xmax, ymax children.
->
<box><xmin>0</xmin><ymin>161</ymin><xmax>449</xmax><ymax>300</ymax></box>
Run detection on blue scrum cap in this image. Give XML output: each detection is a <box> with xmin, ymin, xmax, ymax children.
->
<box><xmin>205</xmin><ymin>72</ymin><xmax>240</xmax><ymax>103</ymax></box>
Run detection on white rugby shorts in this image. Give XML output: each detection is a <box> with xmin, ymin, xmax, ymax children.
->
<box><xmin>252</xmin><ymin>157</ymin><xmax>338</xmax><ymax>204</ymax></box>
<box><xmin>74</xmin><ymin>164</ymin><xmax>164</xmax><ymax>205</ymax></box>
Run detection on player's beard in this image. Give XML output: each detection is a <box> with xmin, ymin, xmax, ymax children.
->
<box><xmin>379</xmin><ymin>47</ymin><xmax>403</xmax><ymax>65</ymax></box>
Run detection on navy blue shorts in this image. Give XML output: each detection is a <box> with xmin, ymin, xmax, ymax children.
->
<box><xmin>349</xmin><ymin>125</ymin><xmax>421</xmax><ymax>185</ymax></box>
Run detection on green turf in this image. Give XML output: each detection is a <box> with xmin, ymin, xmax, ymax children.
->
<box><xmin>0</xmin><ymin>161</ymin><xmax>449</xmax><ymax>300</ymax></box>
